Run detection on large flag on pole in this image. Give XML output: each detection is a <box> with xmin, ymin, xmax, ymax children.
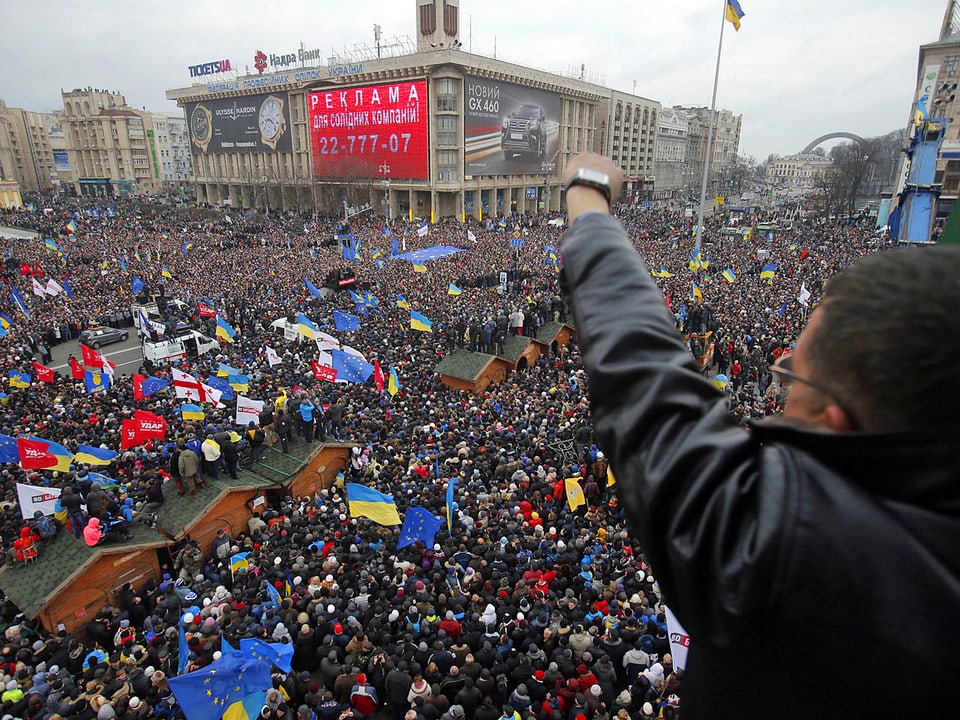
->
<box><xmin>725</xmin><ymin>0</ymin><xmax>745</xmax><ymax>31</ymax></box>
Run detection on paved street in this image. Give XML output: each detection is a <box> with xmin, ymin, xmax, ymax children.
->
<box><xmin>48</xmin><ymin>333</ymin><xmax>145</xmax><ymax>377</ymax></box>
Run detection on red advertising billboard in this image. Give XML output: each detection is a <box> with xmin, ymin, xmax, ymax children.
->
<box><xmin>308</xmin><ymin>80</ymin><xmax>429</xmax><ymax>179</ymax></box>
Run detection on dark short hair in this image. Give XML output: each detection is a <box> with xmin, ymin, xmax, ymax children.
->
<box><xmin>808</xmin><ymin>245</ymin><xmax>960</xmax><ymax>431</ymax></box>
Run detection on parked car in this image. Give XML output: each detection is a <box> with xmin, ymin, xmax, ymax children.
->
<box><xmin>79</xmin><ymin>326</ymin><xmax>128</xmax><ymax>349</ymax></box>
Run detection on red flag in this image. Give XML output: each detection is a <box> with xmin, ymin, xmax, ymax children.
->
<box><xmin>16</xmin><ymin>437</ymin><xmax>59</xmax><ymax>469</ymax></box>
<box><xmin>31</xmin><ymin>361</ymin><xmax>55</xmax><ymax>383</ymax></box>
<box><xmin>133</xmin><ymin>373</ymin><xmax>146</xmax><ymax>401</ymax></box>
<box><xmin>198</xmin><ymin>303</ymin><xmax>216</xmax><ymax>318</ymax></box>
<box><xmin>32</xmin><ymin>263</ymin><xmax>43</xmax><ymax>277</ymax></box>
<box><xmin>120</xmin><ymin>418</ymin><xmax>141</xmax><ymax>449</ymax></box>
<box><xmin>311</xmin><ymin>362</ymin><xmax>337</xmax><ymax>383</ymax></box>
<box><xmin>373</xmin><ymin>359</ymin><xmax>385</xmax><ymax>393</ymax></box>
<box><xmin>80</xmin><ymin>343</ymin><xmax>104</xmax><ymax>369</ymax></box>
<box><xmin>134</xmin><ymin>409</ymin><xmax>168</xmax><ymax>439</ymax></box>
<box><xmin>799</xmin><ymin>249</ymin><xmax>810</xmax><ymax>260</ymax></box>
<box><xmin>69</xmin><ymin>357</ymin><xmax>85</xmax><ymax>380</ymax></box>
<box><xmin>20</xmin><ymin>262</ymin><xmax>33</xmax><ymax>276</ymax></box>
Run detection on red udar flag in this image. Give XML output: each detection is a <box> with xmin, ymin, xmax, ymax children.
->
<box><xmin>70</xmin><ymin>357</ymin><xmax>85</xmax><ymax>380</ymax></box>
<box><xmin>373</xmin><ymin>359</ymin><xmax>385</xmax><ymax>393</ymax></box>
<box><xmin>32</xmin><ymin>361</ymin><xmax>55</xmax><ymax>383</ymax></box>
<box><xmin>312</xmin><ymin>361</ymin><xmax>337</xmax><ymax>383</ymax></box>
<box><xmin>16</xmin><ymin>437</ymin><xmax>58</xmax><ymax>469</ymax></box>
<box><xmin>80</xmin><ymin>343</ymin><xmax>104</xmax><ymax>369</ymax></box>
<box><xmin>121</xmin><ymin>418</ymin><xmax>141</xmax><ymax>449</ymax></box>
<box><xmin>198</xmin><ymin>303</ymin><xmax>216</xmax><ymax>318</ymax></box>
<box><xmin>134</xmin><ymin>410</ymin><xmax>168</xmax><ymax>439</ymax></box>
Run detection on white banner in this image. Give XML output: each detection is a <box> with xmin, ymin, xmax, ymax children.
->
<box><xmin>265</xmin><ymin>346</ymin><xmax>283</xmax><ymax>367</ymax></box>
<box><xmin>416</xmin><ymin>224</ymin><xmax>429</xmax><ymax>237</ymax></box>
<box><xmin>664</xmin><ymin>605</ymin><xmax>691</xmax><ymax>671</ymax></box>
<box><xmin>16</xmin><ymin>482</ymin><xmax>61</xmax><ymax>520</ymax></box>
<box><xmin>236</xmin><ymin>395</ymin><xmax>264</xmax><ymax>426</ymax></box>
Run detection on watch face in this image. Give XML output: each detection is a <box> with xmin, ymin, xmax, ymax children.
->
<box><xmin>259</xmin><ymin>98</ymin><xmax>283</xmax><ymax>141</ymax></box>
<box><xmin>191</xmin><ymin>106</ymin><xmax>210</xmax><ymax>142</ymax></box>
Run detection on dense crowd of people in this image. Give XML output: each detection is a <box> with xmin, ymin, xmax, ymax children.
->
<box><xmin>0</xmin><ymin>197</ymin><xmax>888</xmax><ymax>720</ymax></box>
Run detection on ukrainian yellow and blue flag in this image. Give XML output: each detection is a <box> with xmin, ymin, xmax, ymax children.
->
<box><xmin>346</xmin><ymin>483</ymin><xmax>401</xmax><ymax>526</ymax></box>
<box><xmin>396</xmin><ymin>295</ymin><xmax>411</xmax><ymax>310</ymax></box>
<box><xmin>216</xmin><ymin>315</ymin><xmax>237</xmax><ymax>343</ymax></box>
<box><xmin>760</xmin><ymin>264</ymin><xmax>777</xmax><ymax>281</ymax></box>
<box><xmin>388</xmin><ymin>366</ymin><xmax>401</xmax><ymax>397</ymax></box>
<box><xmin>726</xmin><ymin>0</ymin><xmax>745</xmax><ymax>31</ymax></box>
<box><xmin>180</xmin><ymin>403</ymin><xmax>205</xmax><ymax>421</ymax></box>
<box><xmin>297</xmin><ymin>312</ymin><xmax>317</xmax><ymax>340</ymax></box>
<box><xmin>722</xmin><ymin>268</ymin><xmax>737</xmax><ymax>283</ymax></box>
<box><xmin>447</xmin><ymin>284</ymin><xmax>462</xmax><ymax>296</ymax></box>
<box><xmin>74</xmin><ymin>445</ymin><xmax>119</xmax><ymax>465</ymax></box>
<box><xmin>410</xmin><ymin>310</ymin><xmax>433</xmax><ymax>333</ymax></box>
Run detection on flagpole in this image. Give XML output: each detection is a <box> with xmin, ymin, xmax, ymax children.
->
<box><xmin>695</xmin><ymin>0</ymin><xmax>730</xmax><ymax>254</ymax></box>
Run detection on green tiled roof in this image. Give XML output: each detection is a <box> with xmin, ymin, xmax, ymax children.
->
<box><xmin>434</xmin><ymin>350</ymin><xmax>495</xmax><ymax>382</ymax></box>
<box><xmin>500</xmin><ymin>335</ymin><xmax>532</xmax><ymax>361</ymax></box>
<box><xmin>535</xmin><ymin>321</ymin><xmax>575</xmax><ymax>343</ymax></box>
<box><xmin>0</xmin><ymin>434</ymin><xmax>326</xmax><ymax>619</ymax></box>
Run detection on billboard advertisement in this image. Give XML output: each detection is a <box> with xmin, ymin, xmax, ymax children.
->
<box><xmin>307</xmin><ymin>80</ymin><xmax>429</xmax><ymax>180</ymax></box>
<box><xmin>53</xmin><ymin>150</ymin><xmax>70</xmax><ymax>172</ymax></box>
<box><xmin>465</xmin><ymin>76</ymin><xmax>561</xmax><ymax>176</ymax></box>
<box><xmin>185</xmin><ymin>92</ymin><xmax>292</xmax><ymax>154</ymax></box>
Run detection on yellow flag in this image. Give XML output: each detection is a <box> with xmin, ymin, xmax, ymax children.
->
<box><xmin>607</xmin><ymin>468</ymin><xmax>616</xmax><ymax>487</ymax></box>
<box><xmin>565</xmin><ymin>477</ymin><xmax>586</xmax><ymax>511</ymax></box>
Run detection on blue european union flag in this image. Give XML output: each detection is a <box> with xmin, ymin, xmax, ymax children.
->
<box><xmin>140</xmin><ymin>376</ymin><xmax>170</xmax><ymax>397</ymax></box>
<box><xmin>331</xmin><ymin>350</ymin><xmax>374</xmax><ymax>383</ymax></box>
<box><xmin>265</xmin><ymin>581</ymin><xmax>282</xmax><ymax>609</ymax></box>
<box><xmin>63</xmin><ymin>279</ymin><xmax>74</xmax><ymax>299</ymax></box>
<box><xmin>132</xmin><ymin>276</ymin><xmax>144</xmax><ymax>294</ymax></box>
<box><xmin>167</xmin><ymin>651</ymin><xmax>272</xmax><ymax>720</ymax></box>
<box><xmin>239</xmin><ymin>638</ymin><xmax>293</xmax><ymax>673</ymax></box>
<box><xmin>398</xmin><ymin>506</ymin><xmax>444</xmax><ymax>549</ymax></box>
<box><xmin>333</xmin><ymin>310</ymin><xmax>360</xmax><ymax>332</ymax></box>
<box><xmin>305</xmin><ymin>277</ymin><xmax>323</xmax><ymax>297</ymax></box>
<box><xmin>206</xmin><ymin>376</ymin><xmax>235</xmax><ymax>401</ymax></box>
<box><xmin>0</xmin><ymin>434</ymin><xmax>18</xmax><ymax>464</ymax></box>
<box><xmin>391</xmin><ymin>235</ymin><xmax>399</xmax><ymax>258</ymax></box>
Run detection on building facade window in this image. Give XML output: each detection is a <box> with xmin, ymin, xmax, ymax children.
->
<box><xmin>436</xmin><ymin>77</ymin><xmax>458</xmax><ymax>112</ymax></box>
<box><xmin>436</xmin><ymin>115</ymin><xmax>458</xmax><ymax>146</ymax></box>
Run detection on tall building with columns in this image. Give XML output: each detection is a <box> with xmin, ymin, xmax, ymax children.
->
<box><xmin>165</xmin><ymin>0</ymin><xmax>679</xmax><ymax>216</ymax></box>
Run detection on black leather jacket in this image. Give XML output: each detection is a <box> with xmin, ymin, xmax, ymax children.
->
<box><xmin>560</xmin><ymin>213</ymin><xmax>960</xmax><ymax>718</ymax></box>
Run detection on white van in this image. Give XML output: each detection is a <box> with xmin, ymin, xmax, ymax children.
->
<box><xmin>142</xmin><ymin>330</ymin><xmax>218</xmax><ymax>365</ymax></box>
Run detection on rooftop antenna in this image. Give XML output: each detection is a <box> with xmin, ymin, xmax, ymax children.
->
<box><xmin>374</xmin><ymin>24</ymin><xmax>382</xmax><ymax>59</ymax></box>
<box><xmin>494</xmin><ymin>36</ymin><xmax>497</xmax><ymax>59</ymax></box>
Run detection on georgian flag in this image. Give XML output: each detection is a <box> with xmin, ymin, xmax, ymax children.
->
<box><xmin>172</xmin><ymin>367</ymin><xmax>205</xmax><ymax>401</ymax></box>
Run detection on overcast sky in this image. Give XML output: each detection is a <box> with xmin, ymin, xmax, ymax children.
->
<box><xmin>0</xmin><ymin>0</ymin><xmax>948</xmax><ymax>160</ymax></box>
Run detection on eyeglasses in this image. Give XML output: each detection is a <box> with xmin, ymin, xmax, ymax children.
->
<box><xmin>769</xmin><ymin>353</ymin><xmax>853</xmax><ymax>419</ymax></box>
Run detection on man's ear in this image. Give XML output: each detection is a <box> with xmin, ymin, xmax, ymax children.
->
<box><xmin>823</xmin><ymin>404</ymin><xmax>854</xmax><ymax>432</ymax></box>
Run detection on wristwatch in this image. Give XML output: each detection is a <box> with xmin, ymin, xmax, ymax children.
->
<box><xmin>258</xmin><ymin>95</ymin><xmax>286</xmax><ymax>151</ymax></box>
<box><xmin>565</xmin><ymin>168</ymin><xmax>612</xmax><ymax>208</ymax></box>
<box><xmin>190</xmin><ymin>104</ymin><xmax>213</xmax><ymax>154</ymax></box>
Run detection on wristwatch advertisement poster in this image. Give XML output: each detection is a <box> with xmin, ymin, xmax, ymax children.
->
<box><xmin>186</xmin><ymin>92</ymin><xmax>291</xmax><ymax>154</ymax></box>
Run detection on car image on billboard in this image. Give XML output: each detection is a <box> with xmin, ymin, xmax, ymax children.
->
<box><xmin>465</xmin><ymin>76</ymin><xmax>561</xmax><ymax>176</ymax></box>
